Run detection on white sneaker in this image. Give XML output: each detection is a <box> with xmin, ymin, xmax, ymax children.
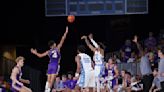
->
<box><xmin>47</xmin><ymin>88</ymin><xmax>50</xmax><ymax>92</ymax></box>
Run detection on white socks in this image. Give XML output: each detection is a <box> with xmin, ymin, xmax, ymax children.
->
<box><xmin>46</xmin><ymin>88</ymin><xmax>50</xmax><ymax>92</ymax></box>
<box><xmin>96</xmin><ymin>78</ymin><xmax>100</xmax><ymax>92</ymax></box>
<box><xmin>45</xmin><ymin>82</ymin><xmax>50</xmax><ymax>92</ymax></box>
<box><xmin>45</xmin><ymin>82</ymin><xmax>49</xmax><ymax>90</ymax></box>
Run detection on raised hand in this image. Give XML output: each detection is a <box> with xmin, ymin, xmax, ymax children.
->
<box><xmin>65</xmin><ymin>26</ymin><xmax>68</xmax><ymax>33</ymax></box>
<box><xmin>132</xmin><ymin>35</ymin><xmax>138</xmax><ymax>43</ymax></box>
<box><xmin>81</xmin><ymin>35</ymin><xmax>87</xmax><ymax>40</ymax></box>
<box><xmin>88</xmin><ymin>33</ymin><xmax>93</xmax><ymax>39</ymax></box>
<box><xmin>30</xmin><ymin>48</ymin><xmax>37</xmax><ymax>54</ymax></box>
<box><xmin>24</xmin><ymin>80</ymin><xmax>30</xmax><ymax>84</ymax></box>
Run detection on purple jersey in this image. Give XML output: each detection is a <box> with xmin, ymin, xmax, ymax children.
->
<box><xmin>11</xmin><ymin>66</ymin><xmax>22</xmax><ymax>92</ymax></box>
<box><xmin>0</xmin><ymin>87</ymin><xmax>5</xmax><ymax>92</ymax></box>
<box><xmin>62</xmin><ymin>81</ymin><xmax>67</xmax><ymax>88</ymax></box>
<box><xmin>102</xmin><ymin>68</ymin><xmax>108</xmax><ymax>78</ymax></box>
<box><xmin>107</xmin><ymin>64</ymin><xmax>117</xmax><ymax>88</ymax></box>
<box><xmin>47</xmin><ymin>48</ymin><xmax>61</xmax><ymax>74</ymax></box>
<box><xmin>66</xmin><ymin>80</ymin><xmax>77</xmax><ymax>89</ymax></box>
<box><xmin>108</xmin><ymin>64</ymin><xmax>116</xmax><ymax>77</ymax></box>
<box><xmin>48</xmin><ymin>48</ymin><xmax>61</xmax><ymax>63</ymax></box>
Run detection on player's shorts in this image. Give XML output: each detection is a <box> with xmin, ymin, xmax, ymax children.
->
<box><xmin>47</xmin><ymin>62</ymin><xmax>58</xmax><ymax>74</ymax></box>
<box><xmin>77</xmin><ymin>70</ymin><xmax>95</xmax><ymax>88</ymax></box>
<box><xmin>11</xmin><ymin>83</ymin><xmax>22</xmax><ymax>92</ymax></box>
<box><xmin>95</xmin><ymin>64</ymin><xmax>105</xmax><ymax>77</ymax></box>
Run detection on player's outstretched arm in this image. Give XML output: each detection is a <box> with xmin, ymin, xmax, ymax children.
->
<box><xmin>81</xmin><ymin>35</ymin><xmax>96</xmax><ymax>52</ymax></box>
<box><xmin>57</xmin><ymin>26</ymin><xmax>69</xmax><ymax>51</ymax></box>
<box><xmin>88</xmin><ymin>33</ymin><xmax>99</xmax><ymax>48</ymax></box>
<box><xmin>30</xmin><ymin>48</ymin><xmax>49</xmax><ymax>58</ymax></box>
<box><xmin>132</xmin><ymin>35</ymin><xmax>144</xmax><ymax>56</ymax></box>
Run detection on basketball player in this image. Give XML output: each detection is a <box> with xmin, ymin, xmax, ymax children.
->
<box><xmin>106</xmin><ymin>58</ymin><xmax>119</xmax><ymax>92</ymax></box>
<box><xmin>81</xmin><ymin>33</ymin><xmax>105</xmax><ymax>92</ymax></box>
<box><xmin>75</xmin><ymin>45</ymin><xmax>95</xmax><ymax>92</ymax></box>
<box><xmin>30</xmin><ymin>26</ymin><xmax>68</xmax><ymax>92</ymax></box>
<box><xmin>10</xmin><ymin>56</ymin><xmax>32</xmax><ymax>92</ymax></box>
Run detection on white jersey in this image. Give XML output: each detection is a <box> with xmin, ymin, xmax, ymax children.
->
<box><xmin>77</xmin><ymin>53</ymin><xmax>95</xmax><ymax>88</ymax></box>
<box><xmin>78</xmin><ymin>53</ymin><xmax>93</xmax><ymax>73</ymax></box>
<box><xmin>93</xmin><ymin>51</ymin><xmax>104</xmax><ymax>65</ymax></box>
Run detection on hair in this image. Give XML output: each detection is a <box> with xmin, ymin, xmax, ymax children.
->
<box><xmin>67</xmin><ymin>71</ymin><xmax>73</xmax><ymax>75</ymax></box>
<box><xmin>62</xmin><ymin>74</ymin><xmax>67</xmax><ymax>78</ymax></box>
<box><xmin>125</xmin><ymin>71</ymin><xmax>132</xmax><ymax>76</ymax></box>
<box><xmin>77</xmin><ymin>45</ymin><xmax>86</xmax><ymax>53</ymax></box>
<box><xmin>153</xmin><ymin>68</ymin><xmax>158</xmax><ymax>72</ymax></box>
<box><xmin>15</xmin><ymin>56</ymin><xmax>25</xmax><ymax>63</ymax></box>
<box><xmin>108</xmin><ymin>57</ymin><xmax>116</xmax><ymax>64</ymax></box>
<box><xmin>158</xmin><ymin>45</ymin><xmax>164</xmax><ymax>54</ymax></box>
<box><xmin>98</xmin><ymin>42</ymin><xmax>106</xmax><ymax>49</ymax></box>
<box><xmin>48</xmin><ymin>40</ymin><xmax>55</xmax><ymax>47</ymax></box>
<box><xmin>122</xmin><ymin>69</ymin><xmax>127</xmax><ymax>73</ymax></box>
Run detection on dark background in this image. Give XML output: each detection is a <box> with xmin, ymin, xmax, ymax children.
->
<box><xmin>5</xmin><ymin>0</ymin><xmax>163</xmax><ymax>91</ymax></box>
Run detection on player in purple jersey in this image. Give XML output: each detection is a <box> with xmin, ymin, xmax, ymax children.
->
<box><xmin>106</xmin><ymin>58</ymin><xmax>119</xmax><ymax>92</ymax></box>
<box><xmin>66</xmin><ymin>73</ymin><xmax>77</xmax><ymax>92</ymax></box>
<box><xmin>10</xmin><ymin>56</ymin><xmax>32</xmax><ymax>92</ymax></box>
<box><xmin>31</xmin><ymin>26</ymin><xmax>68</xmax><ymax>92</ymax></box>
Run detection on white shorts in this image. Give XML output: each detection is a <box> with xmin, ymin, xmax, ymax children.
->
<box><xmin>94</xmin><ymin>65</ymin><xmax>101</xmax><ymax>77</ymax></box>
<box><xmin>77</xmin><ymin>70</ymin><xmax>95</xmax><ymax>88</ymax></box>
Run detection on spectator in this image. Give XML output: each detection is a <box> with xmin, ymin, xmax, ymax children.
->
<box><xmin>144</xmin><ymin>32</ymin><xmax>157</xmax><ymax>51</ymax></box>
<box><xmin>127</xmin><ymin>52</ymin><xmax>136</xmax><ymax>63</ymax></box>
<box><xmin>149</xmin><ymin>68</ymin><xmax>161</xmax><ymax>92</ymax></box>
<box><xmin>133</xmin><ymin>35</ymin><xmax>154</xmax><ymax>92</ymax></box>
<box><xmin>52</xmin><ymin>76</ymin><xmax>64</xmax><ymax>92</ymax></box>
<box><xmin>66</xmin><ymin>73</ymin><xmax>74</xmax><ymax>92</ymax></box>
<box><xmin>157</xmin><ymin>46</ymin><xmax>164</xmax><ymax>92</ymax></box>
<box><xmin>121</xmin><ymin>39</ymin><xmax>135</xmax><ymax>62</ymax></box>
<box><xmin>130</xmin><ymin>76</ymin><xmax>143</xmax><ymax>92</ymax></box>
<box><xmin>118</xmin><ymin>71</ymin><xmax>132</xmax><ymax>92</ymax></box>
<box><xmin>67</xmin><ymin>72</ymin><xmax>73</xmax><ymax>80</ymax></box>
<box><xmin>117</xmin><ymin>69</ymin><xmax>127</xmax><ymax>92</ymax></box>
<box><xmin>148</xmin><ymin>52</ymin><xmax>158</xmax><ymax>71</ymax></box>
<box><xmin>61</xmin><ymin>74</ymin><xmax>67</xmax><ymax>89</ymax></box>
<box><xmin>113</xmin><ymin>54</ymin><xmax>121</xmax><ymax>63</ymax></box>
<box><xmin>67</xmin><ymin>77</ymin><xmax>77</xmax><ymax>92</ymax></box>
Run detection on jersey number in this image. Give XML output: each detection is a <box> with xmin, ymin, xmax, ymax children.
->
<box><xmin>52</xmin><ymin>51</ymin><xmax>57</xmax><ymax>58</ymax></box>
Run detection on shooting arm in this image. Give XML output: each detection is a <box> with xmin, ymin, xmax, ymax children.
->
<box><xmin>57</xmin><ymin>26</ymin><xmax>68</xmax><ymax>50</ymax></box>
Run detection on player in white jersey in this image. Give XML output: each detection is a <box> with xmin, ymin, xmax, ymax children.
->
<box><xmin>93</xmin><ymin>50</ymin><xmax>104</xmax><ymax>77</ymax></box>
<box><xmin>75</xmin><ymin>45</ymin><xmax>95</xmax><ymax>92</ymax></box>
<box><xmin>81</xmin><ymin>33</ymin><xmax>105</xmax><ymax>92</ymax></box>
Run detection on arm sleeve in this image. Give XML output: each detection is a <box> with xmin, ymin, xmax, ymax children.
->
<box><xmin>90</xmin><ymin>38</ymin><xmax>99</xmax><ymax>48</ymax></box>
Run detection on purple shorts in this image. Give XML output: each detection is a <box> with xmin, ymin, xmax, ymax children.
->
<box><xmin>47</xmin><ymin>62</ymin><xmax>58</xmax><ymax>74</ymax></box>
<box><xmin>11</xmin><ymin>83</ymin><xmax>22</xmax><ymax>92</ymax></box>
<box><xmin>111</xmin><ymin>78</ymin><xmax>117</xmax><ymax>88</ymax></box>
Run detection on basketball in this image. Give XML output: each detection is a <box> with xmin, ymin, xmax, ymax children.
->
<box><xmin>67</xmin><ymin>15</ymin><xmax>75</xmax><ymax>23</ymax></box>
